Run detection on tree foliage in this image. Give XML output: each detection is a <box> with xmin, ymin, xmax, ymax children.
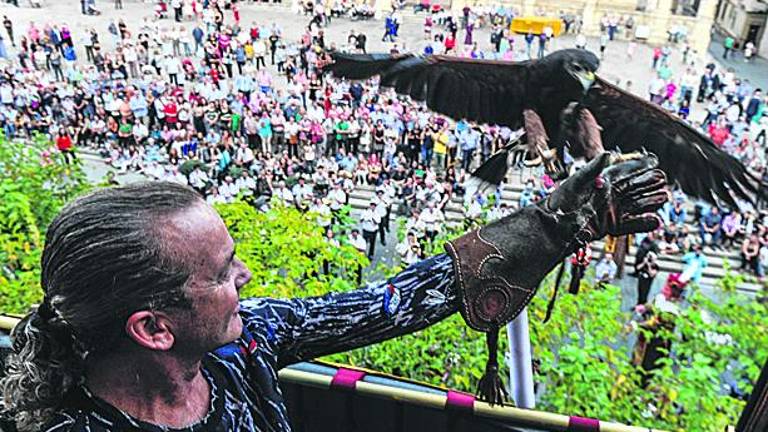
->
<box><xmin>0</xmin><ymin>133</ymin><xmax>90</xmax><ymax>313</ymax></box>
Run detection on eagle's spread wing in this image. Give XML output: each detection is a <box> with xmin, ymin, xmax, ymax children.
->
<box><xmin>327</xmin><ymin>52</ymin><xmax>532</xmax><ymax>128</ymax></box>
<box><xmin>586</xmin><ymin>77</ymin><xmax>758</xmax><ymax>207</ymax></box>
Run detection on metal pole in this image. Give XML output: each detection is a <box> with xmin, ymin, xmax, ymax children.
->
<box><xmin>506</xmin><ymin>307</ymin><xmax>536</xmax><ymax>409</ymax></box>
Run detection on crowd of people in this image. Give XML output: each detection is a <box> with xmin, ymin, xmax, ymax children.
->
<box><xmin>0</xmin><ymin>0</ymin><xmax>528</xmax><ymax>266</ymax></box>
<box><xmin>0</xmin><ymin>0</ymin><xmax>766</xmax><ymax>288</ymax></box>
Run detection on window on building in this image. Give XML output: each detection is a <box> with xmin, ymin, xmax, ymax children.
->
<box><xmin>636</xmin><ymin>0</ymin><xmax>649</xmax><ymax>12</ymax></box>
<box><xmin>718</xmin><ymin>2</ymin><xmax>728</xmax><ymax>21</ymax></box>
<box><xmin>671</xmin><ymin>0</ymin><xmax>700</xmax><ymax>16</ymax></box>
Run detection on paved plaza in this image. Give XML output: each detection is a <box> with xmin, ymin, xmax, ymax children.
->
<box><xmin>1</xmin><ymin>0</ymin><xmax>763</xmax><ymax>98</ymax></box>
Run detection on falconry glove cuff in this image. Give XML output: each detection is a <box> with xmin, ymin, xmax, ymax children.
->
<box><xmin>445</xmin><ymin>152</ymin><xmax>667</xmax><ymax>405</ymax></box>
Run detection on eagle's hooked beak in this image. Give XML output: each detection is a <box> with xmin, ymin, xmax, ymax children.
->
<box><xmin>577</xmin><ymin>71</ymin><xmax>595</xmax><ymax>93</ymax></box>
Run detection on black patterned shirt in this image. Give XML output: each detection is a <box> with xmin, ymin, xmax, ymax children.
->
<box><xmin>43</xmin><ymin>254</ymin><xmax>458</xmax><ymax>432</ymax></box>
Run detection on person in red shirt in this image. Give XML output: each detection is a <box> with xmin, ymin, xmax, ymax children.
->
<box><xmin>163</xmin><ymin>98</ymin><xmax>178</xmax><ymax>126</ymax></box>
<box><xmin>323</xmin><ymin>85</ymin><xmax>332</xmax><ymax>115</ymax></box>
<box><xmin>250</xmin><ymin>23</ymin><xmax>259</xmax><ymax>41</ymax></box>
<box><xmin>232</xmin><ymin>4</ymin><xmax>240</xmax><ymax>24</ymax></box>
<box><xmin>56</xmin><ymin>131</ymin><xmax>76</xmax><ymax>165</ymax></box>
<box><xmin>568</xmin><ymin>244</ymin><xmax>592</xmax><ymax>294</ymax></box>
<box><xmin>708</xmin><ymin>117</ymin><xmax>730</xmax><ymax>147</ymax></box>
<box><xmin>444</xmin><ymin>34</ymin><xmax>456</xmax><ymax>53</ymax></box>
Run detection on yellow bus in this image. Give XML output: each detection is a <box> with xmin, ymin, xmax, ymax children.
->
<box><xmin>510</xmin><ymin>17</ymin><xmax>564</xmax><ymax>37</ymax></box>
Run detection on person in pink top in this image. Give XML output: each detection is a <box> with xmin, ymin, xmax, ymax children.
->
<box><xmin>27</xmin><ymin>21</ymin><xmax>40</xmax><ymax>44</ymax></box>
<box><xmin>664</xmin><ymin>80</ymin><xmax>677</xmax><ymax>101</ymax></box>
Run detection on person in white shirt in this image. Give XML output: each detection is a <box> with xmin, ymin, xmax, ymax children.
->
<box><xmin>0</xmin><ymin>83</ymin><xmax>13</xmax><ymax>105</ymax></box>
<box><xmin>236</xmin><ymin>143</ymin><xmax>256</xmax><ymax>166</ymax></box>
<box><xmin>347</xmin><ymin>227</ymin><xmax>369</xmax><ymax>284</ymax></box>
<box><xmin>486</xmin><ymin>204</ymin><xmax>504</xmax><ymax>221</ymax></box>
<box><xmin>219</xmin><ymin>176</ymin><xmax>241</xmax><ymax>203</ymax></box>
<box><xmin>132</xmin><ymin>122</ymin><xmax>149</xmax><ymax>145</ymax></box>
<box><xmin>272</xmin><ymin>181</ymin><xmax>295</xmax><ymax>206</ymax></box>
<box><xmin>328</xmin><ymin>181</ymin><xmax>347</xmax><ymax>222</ymax></box>
<box><xmin>575</xmin><ymin>33</ymin><xmax>587</xmax><ymax>50</ymax></box>
<box><xmin>373</xmin><ymin>189</ymin><xmax>390</xmax><ymax>246</ymax></box>
<box><xmin>360</xmin><ymin>202</ymin><xmax>381</xmax><ymax>259</ymax></box>
<box><xmin>189</xmin><ymin>166</ymin><xmax>210</xmax><ymax>192</ymax></box>
<box><xmin>379</xmin><ymin>179</ymin><xmax>396</xmax><ymax>227</ymax></box>
<box><xmin>236</xmin><ymin>171</ymin><xmax>257</xmax><ymax>197</ymax></box>
<box><xmin>205</xmin><ymin>186</ymin><xmax>227</xmax><ymax>206</ymax></box>
<box><xmin>164</xmin><ymin>55</ymin><xmax>182</xmax><ymax>86</ymax></box>
<box><xmin>348</xmin><ymin>228</ymin><xmax>368</xmax><ymax>255</ymax></box>
<box><xmin>396</xmin><ymin>232</ymin><xmax>423</xmax><ymax>266</ymax></box>
<box><xmin>124</xmin><ymin>44</ymin><xmax>139</xmax><ymax>78</ymax></box>
<box><xmin>143</xmin><ymin>161</ymin><xmax>165</xmax><ymax>180</ymax></box>
<box><xmin>465</xmin><ymin>193</ymin><xmax>484</xmax><ymax>221</ymax></box>
<box><xmin>291</xmin><ymin>177</ymin><xmax>313</xmax><ymax>209</ymax></box>
<box><xmin>405</xmin><ymin>209</ymin><xmax>426</xmax><ymax>240</ymax></box>
<box><xmin>419</xmin><ymin>201</ymin><xmax>444</xmax><ymax>243</ymax></box>
<box><xmin>309</xmin><ymin>197</ymin><xmax>332</xmax><ymax>228</ymax></box>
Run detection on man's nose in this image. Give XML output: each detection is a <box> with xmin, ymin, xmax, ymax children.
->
<box><xmin>234</xmin><ymin>258</ymin><xmax>252</xmax><ymax>290</ymax></box>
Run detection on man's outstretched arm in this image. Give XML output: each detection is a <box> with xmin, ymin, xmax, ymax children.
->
<box><xmin>240</xmin><ymin>153</ymin><xmax>668</xmax><ymax>373</ymax></box>
<box><xmin>239</xmin><ymin>253</ymin><xmax>458</xmax><ymax>368</ymax></box>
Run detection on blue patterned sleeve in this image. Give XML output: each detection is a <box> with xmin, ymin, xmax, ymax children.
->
<box><xmin>239</xmin><ymin>254</ymin><xmax>458</xmax><ymax>368</ymax></box>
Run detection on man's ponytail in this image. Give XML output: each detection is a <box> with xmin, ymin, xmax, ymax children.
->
<box><xmin>1</xmin><ymin>305</ymin><xmax>85</xmax><ymax>431</ymax></box>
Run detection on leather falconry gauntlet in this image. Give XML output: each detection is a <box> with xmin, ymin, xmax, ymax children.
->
<box><xmin>445</xmin><ymin>152</ymin><xmax>668</xmax><ymax>405</ymax></box>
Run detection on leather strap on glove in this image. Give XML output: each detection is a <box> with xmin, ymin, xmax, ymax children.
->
<box><xmin>445</xmin><ymin>152</ymin><xmax>667</xmax><ymax>405</ymax></box>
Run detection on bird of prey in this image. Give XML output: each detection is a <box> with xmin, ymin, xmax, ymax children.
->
<box><xmin>325</xmin><ymin>49</ymin><xmax>758</xmax><ymax>207</ymax></box>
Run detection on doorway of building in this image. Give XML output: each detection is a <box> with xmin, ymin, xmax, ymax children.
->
<box><xmin>746</xmin><ymin>23</ymin><xmax>761</xmax><ymax>45</ymax></box>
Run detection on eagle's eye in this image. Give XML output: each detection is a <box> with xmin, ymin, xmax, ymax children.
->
<box><xmin>572</xmin><ymin>63</ymin><xmax>583</xmax><ymax>72</ymax></box>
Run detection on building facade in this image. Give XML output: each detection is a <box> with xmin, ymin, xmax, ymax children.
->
<box><xmin>445</xmin><ymin>0</ymin><xmax>719</xmax><ymax>54</ymax></box>
<box><xmin>714</xmin><ymin>0</ymin><xmax>767</xmax><ymax>54</ymax></box>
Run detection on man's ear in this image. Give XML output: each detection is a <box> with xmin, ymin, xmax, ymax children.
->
<box><xmin>125</xmin><ymin>311</ymin><xmax>175</xmax><ymax>351</ymax></box>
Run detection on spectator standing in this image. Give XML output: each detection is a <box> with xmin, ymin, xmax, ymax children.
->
<box><xmin>635</xmin><ymin>251</ymin><xmax>659</xmax><ymax>305</ymax></box>
<box><xmin>723</xmin><ymin>36</ymin><xmax>734</xmax><ymax>59</ymax></box>
<box><xmin>56</xmin><ymin>130</ymin><xmax>76</xmax><ymax>165</ymax></box>
<box><xmin>360</xmin><ymin>201</ymin><xmax>381</xmax><ymax>259</ymax></box>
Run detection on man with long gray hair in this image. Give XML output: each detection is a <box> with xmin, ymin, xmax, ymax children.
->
<box><xmin>1</xmin><ymin>153</ymin><xmax>668</xmax><ymax>431</ymax></box>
